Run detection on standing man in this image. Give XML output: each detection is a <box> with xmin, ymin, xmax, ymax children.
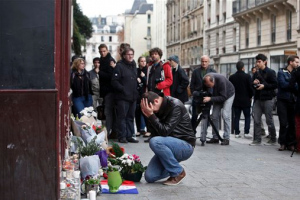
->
<box><xmin>250</xmin><ymin>54</ymin><xmax>277</xmax><ymax>146</ymax></box>
<box><xmin>168</xmin><ymin>55</ymin><xmax>189</xmax><ymax>103</ymax></box>
<box><xmin>277</xmin><ymin>55</ymin><xmax>299</xmax><ymax>151</ymax></box>
<box><xmin>112</xmin><ymin>48</ymin><xmax>139</xmax><ymax>143</ymax></box>
<box><xmin>147</xmin><ymin>47</ymin><xmax>173</xmax><ymax>96</ymax></box>
<box><xmin>190</xmin><ymin>55</ymin><xmax>216</xmax><ymax>134</ymax></box>
<box><xmin>98</xmin><ymin>44</ymin><xmax>116</xmax><ymax>137</ymax></box>
<box><xmin>203</xmin><ymin>73</ymin><xmax>235</xmax><ymax>145</ymax></box>
<box><xmin>89</xmin><ymin>57</ymin><xmax>101</xmax><ymax>110</ymax></box>
<box><xmin>229</xmin><ymin>61</ymin><xmax>253</xmax><ymax>138</ymax></box>
<box><xmin>141</xmin><ymin>92</ymin><xmax>195</xmax><ymax>185</ymax></box>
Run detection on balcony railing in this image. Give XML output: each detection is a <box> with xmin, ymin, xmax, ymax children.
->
<box><xmin>232</xmin><ymin>0</ymin><xmax>273</xmax><ymax>15</ymax></box>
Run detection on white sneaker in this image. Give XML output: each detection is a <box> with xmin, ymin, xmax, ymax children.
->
<box><xmin>235</xmin><ymin>135</ymin><xmax>241</xmax><ymax>138</ymax></box>
<box><xmin>243</xmin><ymin>134</ymin><xmax>253</xmax><ymax>139</ymax></box>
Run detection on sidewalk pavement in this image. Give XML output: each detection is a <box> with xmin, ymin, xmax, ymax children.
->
<box><xmin>97</xmin><ymin>117</ymin><xmax>300</xmax><ymax>200</ymax></box>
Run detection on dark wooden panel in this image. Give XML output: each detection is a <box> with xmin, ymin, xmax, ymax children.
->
<box><xmin>0</xmin><ymin>0</ymin><xmax>55</xmax><ymax>89</ymax></box>
<box><xmin>0</xmin><ymin>91</ymin><xmax>57</xmax><ymax>200</ymax></box>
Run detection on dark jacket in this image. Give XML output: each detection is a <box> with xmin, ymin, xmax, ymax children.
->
<box><xmin>137</xmin><ymin>66</ymin><xmax>147</xmax><ymax>101</ymax></box>
<box><xmin>229</xmin><ymin>71</ymin><xmax>253</xmax><ymax>107</ymax></box>
<box><xmin>70</xmin><ymin>69</ymin><xmax>93</xmax><ymax>98</ymax></box>
<box><xmin>190</xmin><ymin>66</ymin><xmax>216</xmax><ymax>93</ymax></box>
<box><xmin>99</xmin><ymin>53</ymin><xmax>116</xmax><ymax>98</ymax></box>
<box><xmin>147</xmin><ymin>61</ymin><xmax>173</xmax><ymax>96</ymax></box>
<box><xmin>170</xmin><ymin>65</ymin><xmax>189</xmax><ymax>103</ymax></box>
<box><xmin>207</xmin><ymin>73</ymin><xmax>235</xmax><ymax>103</ymax></box>
<box><xmin>111</xmin><ymin>59</ymin><xmax>138</xmax><ymax>102</ymax></box>
<box><xmin>289</xmin><ymin>67</ymin><xmax>300</xmax><ymax>115</ymax></box>
<box><xmin>277</xmin><ymin>68</ymin><xmax>295</xmax><ymax>102</ymax></box>
<box><xmin>147</xmin><ymin>94</ymin><xmax>196</xmax><ymax>147</ymax></box>
<box><xmin>252</xmin><ymin>67</ymin><xmax>277</xmax><ymax>101</ymax></box>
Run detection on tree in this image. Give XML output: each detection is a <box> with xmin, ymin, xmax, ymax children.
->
<box><xmin>72</xmin><ymin>0</ymin><xmax>93</xmax><ymax>55</ymax></box>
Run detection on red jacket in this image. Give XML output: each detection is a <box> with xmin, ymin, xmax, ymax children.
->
<box><xmin>156</xmin><ymin>61</ymin><xmax>173</xmax><ymax>96</ymax></box>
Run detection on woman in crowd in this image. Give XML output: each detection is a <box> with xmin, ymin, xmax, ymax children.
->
<box><xmin>135</xmin><ymin>56</ymin><xmax>150</xmax><ymax>137</ymax></box>
<box><xmin>70</xmin><ymin>58</ymin><xmax>93</xmax><ymax>118</ymax></box>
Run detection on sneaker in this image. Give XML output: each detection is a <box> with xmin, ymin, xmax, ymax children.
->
<box><xmin>243</xmin><ymin>134</ymin><xmax>253</xmax><ymax>139</ymax></box>
<box><xmin>249</xmin><ymin>141</ymin><xmax>262</xmax><ymax>146</ymax></box>
<box><xmin>221</xmin><ymin>139</ymin><xmax>229</xmax><ymax>145</ymax></box>
<box><xmin>264</xmin><ymin>139</ymin><xmax>276</xmax><ymax>146</ymax></box>
<box><xmin>201</xmin><ymin>141</ymin><xmax>205</xmax><ymax>146</ymax></box>
<box><xmin>235</xmin><ymin>134</ymin><xmax>241</xmax><ymax>138</ymax></box>
<box><xmin>143</xmin><ymin>132</ymin><xmax>151</xmax><ymax>138</ymax></box>
<box><xmin>127</xmin><ymin>138</ymin><xmax>139</xmax><ymax>143</ymax></box>
<box><xmin>163</xmin><ymin>169</ymin><xmax>186</xmax><ymax>186</ymax></box>
<box><xmin>206</xmin><ymin>138</ymin><xmax>219</xmax><ymax>144</ymax></box>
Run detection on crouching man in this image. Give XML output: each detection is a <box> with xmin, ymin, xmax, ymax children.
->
<box><xmin>140</xmin><ymin>91</ymin><xmax>196</xmax><ymax>185</ymax></box>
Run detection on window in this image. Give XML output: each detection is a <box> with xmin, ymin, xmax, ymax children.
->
<box><xmin>148</xmin><ymin>14</ymin><xmax>151</xmax><ymax>23</ymax></box>
<box><xmin>241</xmin><ymin>58</ymin><xmax>255</xmax><ymax>73</ymax></box>
<box><xmin>270</xmin><ymin>55</ymin><xmax>289</xmax><ymax>74</ymax></box>
<box><xmin>223</xmin><ymin>12</ymin><xmax>226</xmax><ymax>23</ymax></box>
<box><xmin>216</xmin><ymin>15</ymin><xmax>219</xmax><ymax>25</ymax></box>
<box><xmin>233</xmin><ymin>28</ymin><xmax>237</xmax><ymax>51</ymax></box>
<box><xmin>147</xmin><ymin>27</ymin><xmax>151</xmax><ymax>36</ymax></box>
<box><xmin>109</xmin><ymin>36</ymin><xmax>112</xmax><ymax>42</ymax></box>
<box><xmin>92</xmin><ymin>45</ymin><xmax>96</xmax><ymax>53</ymax></box>
<box><xmin>257</xmin><ymin>18</ymin><xmax>261</xmax><ymax>46</ymax></box>
<box><xmin>271</xmin><ymin>15</ymin><xmax>276</xmax><ymax>43</ymax></box>
<box><xmin>109</xmin><ymin>45</ymin><xmax>112</xmax><ymax>51</ymax></box>
<box><xmin>101</xmin><ymin>36</ymin><xmax>104</xmax><ymax>42</ymax></box>
<box><xmin>245</xmin><ymin>22</ymin><xmax>249</xmax><ymax>48</ymax></box>
<box><xmin>147</xmin><ymin>40</ymin><xmax>151</xmax><ymax>49</ymax></box>
<box><xmin>222</xmin><ymin>31</ymin><xmax>226</xmax><ymax>53</ymax></box>
<box><xmin>287</xmin><ymin>10</ymin><xmax>292</xmax><ymax>41</ymax></box>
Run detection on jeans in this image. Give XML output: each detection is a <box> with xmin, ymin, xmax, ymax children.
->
<box><xmin>253</xmin><ymin>99</ymin><xmax>276</xmax><ymax>142</ymax></box>
<box><xmin>104</xmin><ymin>93</ymin><xmax>115</xmax><ymax>135</ymax></box>
<box><xmin>211</xmin><ymin>94</ymin><xmax>235</xmax><ymax>140</ymax></box>
<box><xmin>135</xmin><ymin>103</ymin><xmax>146</xmax><ymax>132</ymax></box>
<box><xmin>72</xmin><ymin>95</ymin><xmax>93</xmax><ymax>118</ymax></box>
<box><xmin>233</xmin><ymin>106</ymin><xmax>251</xmax><ymax>135</ymax></box>
<box><xmin>277</xmin><ymin>99</ymin><xmax>296</xmax><ymax>146</ymax></box>
<box><xmin>115</xmin><ymin>100</ymin><xmax>136</xmax><ymax>140</ymax></box>
<box><xmin>144</xmin><ymin>136</ymin><xmax>194</xmax><ymax>183</ymax></box>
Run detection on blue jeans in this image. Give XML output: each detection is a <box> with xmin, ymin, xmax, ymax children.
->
<box><xmin>140</xmin><ymin>114</ymin><xmax>146</xmax><ymax>131</ymax></box>
<box><xmin>233</xmin><ymin>106</ymin><xmax>251</xmax><ymax>134</ymax></box>
<box><xmin>144</xmin><ymin>136</ymin><xmax>194</xmax><ymax>183</ymax></box>
<box><xmin>72</xmin><ymin>95</ymin><xmax>93</xmax><ymax>118</ymax></box>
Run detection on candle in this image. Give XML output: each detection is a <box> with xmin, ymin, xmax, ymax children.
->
<box><xmin>89</xmin><ymin>190</ymin><xmax>96</xmax><ymax>200</ymax></box>
<box><xmin>60</xmin><ymin>182</ymin><xmax>66</xmax><ymax>190</ymax></box>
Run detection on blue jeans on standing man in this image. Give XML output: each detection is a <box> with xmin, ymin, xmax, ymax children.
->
<box><xmin>145</xmin><ymin>136</ymin><xmax>194</xmax><ymax>183</ymax></box>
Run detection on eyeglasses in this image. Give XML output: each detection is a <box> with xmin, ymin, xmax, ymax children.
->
<box><xmin>126</xmin><ymin>54</ymin><xmax>134</xmax><ymax>56</ymax></box>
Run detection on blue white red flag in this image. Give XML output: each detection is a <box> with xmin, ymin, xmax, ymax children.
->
<box><xmin>101</xmin><ymin>180</ymin><xmax>139</xmax><ymax>194</ymax></box>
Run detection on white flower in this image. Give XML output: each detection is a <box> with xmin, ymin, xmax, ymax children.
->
<box><xmin>87</xmin><ymin>107</ymin><xmax>94</xmax><ymax>112</ymax></box>
<box><xmin>121</xmin><ymin>154</ymin><xmax>129</xmax><ymax>159</ymax></box>
<box><xmin>127</xmin><ymin>160</ymin><xmax>133</xmax><ymax>166</ymax></box>
<box><xmin>92</xmin><ymin>111</ymin><xmax>97</xmax><ymax>117</ymax></box>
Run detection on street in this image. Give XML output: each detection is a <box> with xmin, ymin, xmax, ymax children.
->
<box><xmin>98</xmin><ymin>115</ymin><xmax>300</xmax><ymax>200</ymax></box>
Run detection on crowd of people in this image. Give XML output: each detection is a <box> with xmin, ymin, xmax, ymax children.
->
<box><xmin>69</xmin><ymin>43</ymin><xmax>300</xmax><ymax>185</ymax></box>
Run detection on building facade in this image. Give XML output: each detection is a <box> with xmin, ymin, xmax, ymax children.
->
<box><xmin>85</xmin><ymin>15</ymin><xmax>124</xmax><ymax>70</ymax></box>
<box><xmin>166</xmin><ymin>0</ymin><xmax>205</xmax><ymax>77</ymax></box>
<box><xmin>124</xmin><ymin>0</ymin><xmax>153</xmax><ymax>61</ymax></box>
<box><xmin>152</xmin><ymin>0</ymin><xmax>167</xmax><ymax>60</ymax></box>
<box><xmin>233</xmin><ymin>0</ymin><xmax>298</xmax><ymax>74</ymax></box>
<box><xmin>205</xmin><ymin>0</ymin><xmax>240</xmax><ymax>77</ymax></box>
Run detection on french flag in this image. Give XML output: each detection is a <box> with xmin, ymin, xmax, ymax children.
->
<box><xmin>101</xmin><ymin>180</ymin><xmax>139</xmax><ymax>194</ymax></box>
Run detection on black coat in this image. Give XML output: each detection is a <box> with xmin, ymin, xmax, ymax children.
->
<box><xmin>147</xmin><ymin>94</ymin><xmax>196</xmax><ymax>147</ymax></box>
<box><xmin>111</xmin><ymin>59</ymin><xmax>138</xmax><ymax>102</ymax></box>
<box><xmin>252</xmin><ymin>67</ymin><xmax>277</xmax><ymax>101</ymax></box>
<box><xmin>170</xmin><ymin>65</ymin><xmax>189</xmax><ymax>103</ymax></box>
<box><xmin>99</xmin><ymin>53</ymin><xmax>116</xmax><ymax>98</ymax></box>
<box><xmin>137</xmin><ymin>66</ymin><xmax>147</xmax><ymax>101</ymax></box>
<box><xmin>229</xmin><ymin>71</ymin><xmax>253</xmax><ymax>107</ymax></box>
<box><xmin>290</xmin><ymin>68</ymin><xmax>300</xmax><ymax>115</ymax></box>
<box><xmin>190</xmin><ymin>66</ymin><xmax>216</xmax><ymax>93</ymax></box>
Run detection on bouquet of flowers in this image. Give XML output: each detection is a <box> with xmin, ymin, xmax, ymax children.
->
<box><xmin>92</xmin><ymin>124</ymin><xmax>105</xmax><ymax>134</ymax></box>
<box><xmin>116</xmin><ymin>153</ymin><xmax>146</xmax><ymax>174</ymax></box>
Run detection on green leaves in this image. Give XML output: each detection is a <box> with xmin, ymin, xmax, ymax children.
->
<box><xmin>76</xmin><ymin>136</ymin><xmax>100</xmax><ymax>157</ymax></box>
